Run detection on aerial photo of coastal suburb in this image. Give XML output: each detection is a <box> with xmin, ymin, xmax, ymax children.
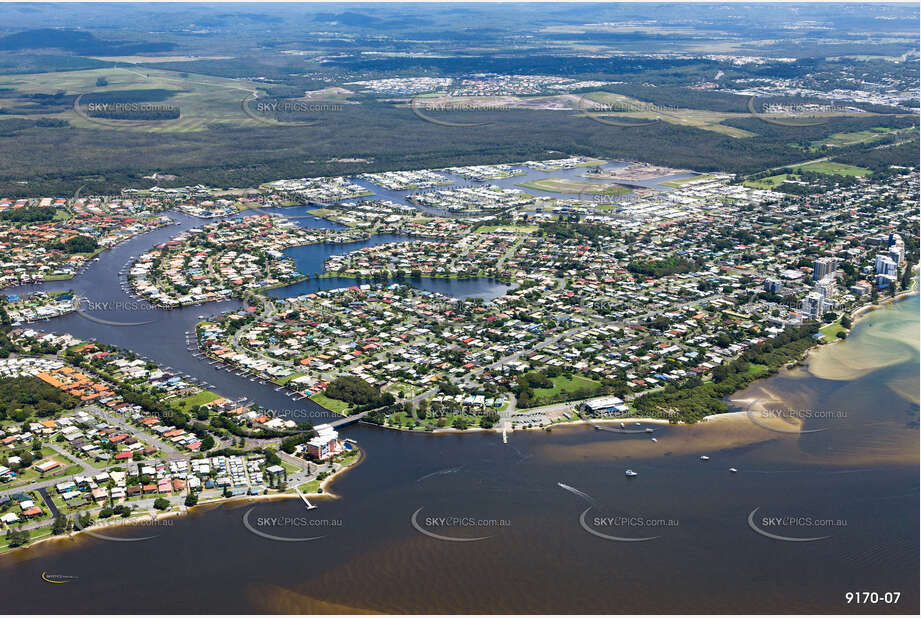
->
<box><xmin>0</xmin><ymin>1</ymin><xmax>917</xmax><ymax>616</ymax></box>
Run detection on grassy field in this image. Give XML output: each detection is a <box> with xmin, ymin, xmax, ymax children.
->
<box><xmin>743</xmin><ymin>363</ymin><xmax>769</xmax><ymax>377</ymax></box>
<box><xmin>0</xmin><ymin>66</ymin><xmax>275</xmax><ymax>133</ymax></box>
<box><xmin>820</xmin><ymin>321</ymin><xmax>846</xmax><ymax>340</ymax></box>
<box><xmin>518</xmin><ymin>177</ymin><xmax>632</xmax><ymax>195</ymax></box>
<box><xmin>0</xmin><ymin>525</ymin><xmax>53</xmax><ymax>554</ymax></box>
<box><xmin>383</xmin><ymin>382</ymin><xmax>423</xmax><ymax>399</ymax></box>
<box><xmin>815</xmin><ymin>126</ymin><xmax>916</xmax><ymax>148</ymax></box>
<box><xmin>581</xmin><ymin>92</ymin><xmax>757</xmax><ymax>138</ymax></box>
<box><xmin>310</xmin><ymin>392</ymin><xmax>351</xmax><ymax>415</ymax></box>
<box><xmin>297</xmin><ymin>479</ymin><xmax>321</xmax><ymax>494</ymax></box>
<box><xmin>171</xmin><ymin>390</ymin><xmax>221</xmax><ymax>412</ymax></box>
<box><xmin>307</xmin><ymin>208</ymin><xmax>338</xmax><ymax>217</ymax></box>
<box><xmin>742</xmin><ymin>173</ymin><xmax>799</xmax><ymax>189</ymax></box>
<box><xmin>532</xmin><ymin>374</ymin><xmax>603</xmax><ymax>403</ymax></box>
<box><xmin>272</xmin><ymin>372</ymin><xmax>305</xmax><ymax>386</ymax></box>
<box><xmin>660</xmin><ymin>173</ymin><xmax>721</xmax><ymax>187</ymax></box>
<box><xmin>794</xmin><ymin>161</ymin><xmax>871</xmax><ymax>176</ymax></box>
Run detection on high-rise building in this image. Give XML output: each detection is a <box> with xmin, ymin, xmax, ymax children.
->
<box><xmin>875</xmin><ymin>254</ymin><xmax>898</xmax><ymax>276</ymax></box>
<box><xmin>812</xmin><ymin>257</ymin><xmax>838</xmax><ymax>281</ymax></box>
<box><xmin>814</xmin><ymin>276</ymin><xmax>836</xmax><ymax>299</ymax></box>
<box><xmin>801</xmin><ymin>292</ymin><xmax>823</xmax><ymax>318</ymax></box>
<box><xmin>876</xmin><ymin>273</ymin><xmax>897</xmax><ymax>289</ymax></box>
<box><xmin>764</xmin><ymin>278</ymin><xmax>783</xmax><ymax>294</ymax></box>
<box><xmin>888</xmin><ymin>234</ymin><xmax>905</xmax><ymax>264</ymax></box>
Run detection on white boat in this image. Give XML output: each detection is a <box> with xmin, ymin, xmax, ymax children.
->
<box><xmin>729</xmin><ymin>467</ymin><xmax>738</xmax><ymax>473</ymax></box>
<box><xmin>700</xmin><ymin>455</ymin><xmax>710</xmax><ymax>461</ymax></box>
<box><xmin>645</xmin><ymin>428</ymin><xmax>654</xmax><ymax>433</ymax></box>
<box><xmin>625</xmin><ymin>469</ymin><xmax>638</xmax><ymax>477</ymax></box>
<box><xmin>619</xmin><ymin>422</ymin><xmax>625</xmax><ymax>428</ymax></box>
<box><xmin>650</xmin><ymin>437</ymin><xmax>657</xmax><ymax>443</ymax></box>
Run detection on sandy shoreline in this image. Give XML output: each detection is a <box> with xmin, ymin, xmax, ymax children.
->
<box><xmin>2</xmin><ymin>448</ymin><xmax>364</xmax><ymax>556</ymax></box>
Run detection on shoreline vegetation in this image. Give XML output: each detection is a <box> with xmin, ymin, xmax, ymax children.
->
<box><xmin>0</xmin><ymin>446</ymin><xmax>363</xmax><ymax>556</ymax></box>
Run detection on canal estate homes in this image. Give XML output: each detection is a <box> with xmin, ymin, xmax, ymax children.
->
<box><xmin>2</xmin><ymin>157</ymin><xmax>918</xmax><ymax>431</ymax></box>
<box><xmin>0</xmin><ymin>153</ymin><xmax>917</xmax><ymax>550</ymax></box>
<box><xmin>113</xmin><ymin>160</ymin><xmax>918</xmax><ymax>428</ymax></box>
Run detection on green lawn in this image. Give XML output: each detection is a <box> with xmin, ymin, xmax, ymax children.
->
<box><xmin>310</xmin><ymin>392</ymin><xmax>351</xmax><ymax>415</ymax></box>
<box><xmin>518</xmin><ymin>178</ymin><xmax>631</xmax><ymax>195</ymax></box>
<box><xmin>795</xmin><ymin>161</ymin><xmax>871</xmax><ymax>176</ymax></box>
<box><xmin>0</xmin><ymin>525</ymin><xmax>53</xmax><ymax>553</ymax></box>
<box><xmin>383</xmin><ymin>381</ymin><xmax>422</xmax><ymax>399</ymax></box>
<box><xmin>297</xmin><ymin>479</ymin><xmax>321</xmax><ymax>494</ymax></box>
<box><xmin>0</xmin><ymin>448</ymin><xmax>81</xmax><ymax>489</ymax></box>
<box><xmin>742</xmin><ymin>174</ymin><xmax>799</xmax><ymax>189</ymax></box>
<box><xmin>272</xmin><ymin>372</ymin><xmax>305</xmax><ymax>386</ymax></box>
<box><xmin>661</xmin><ymin>174</ymin><xmax>720</xmax><ymax>187</ymax></box>
<box><xmin>532</xmin><ymin>374</ymin><xmax>603</xmax><ymax>402</ymax></box>
<box><xmin>820</xmin><ymin>321</ymin><xmax>846</xmax><ymax>340</ymax></box>
<box><xmin>280</xmin><ymin>460</ymin><xmax>304</xmax><ymax>477</ymax></box>
<box><xmin>171</xmin><ymin>390</ymin><xmax>221</xmax><ymax>412</ymax></box>
<box><xmin>743</xmin><ymin>363</ymin><xmax>769</xmax><ymax>377</ymax></box>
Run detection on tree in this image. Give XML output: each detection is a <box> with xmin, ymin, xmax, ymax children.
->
<box><xmin>452</xmin><ymin>417</ymin><xmax>469</xmax><ymax>430</ymax></box>
<box><xmin>480</xmin><ymin>411</ymin><xmax>500</xmax><ymax>429</ymax></box>
<box><xmin>153</xmin><ymin>497</ymin><xmax>170</xmax><ymax>510</ymax></box>
<box><xmin>840</xmin><ymin>314</ymin><xmax>852</xmax><ymax>329</ymax></box>
<box><xmin>52</xmin><ymin>515</ymin><xmax>68</xmax><ymax>535</ymax></box>
<box><xmin>184</xmin><ymin>493</ymin><xmax>199</xmax><ymax>507</ymax></box>
<box><xmin>821</xmin><ymin>312</ymin><xmax>837</xmax><ymax>323</ymax></box>
<box><xmin>900</xmin><ymin>266</ymin><xmax>913</xmax><ymax>291</ymax></box>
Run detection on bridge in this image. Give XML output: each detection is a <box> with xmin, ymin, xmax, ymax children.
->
<box><xmin>329</xmin><ymin>410</ymin><xmax>370</xmax><ymax>428</ymax></box>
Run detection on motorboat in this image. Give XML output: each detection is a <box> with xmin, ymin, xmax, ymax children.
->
<box><xmin>729</xmin><ymin>467</ymin><xmax>738</xmax><ymax>473</ymax></box>
<box><xmin>700</xmin><ymin>455</ymin><xmax>710</xmax><ymax>461</ymax></box>
<box><xmin>625</xmin><ymin>469</ymin><xmax>638</xmax><ymax>478</ymax></box>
